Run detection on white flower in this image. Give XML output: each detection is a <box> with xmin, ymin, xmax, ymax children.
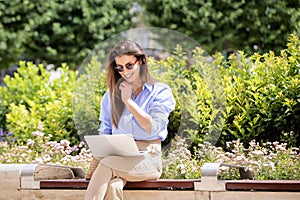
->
<box><xmin>252</xmin><ymin>150</ymin><xmax>264</xmax><ymax>155</ymax></box>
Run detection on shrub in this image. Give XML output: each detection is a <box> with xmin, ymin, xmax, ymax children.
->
<box><xmin>151</xmin><ymin>34</ymin><xmax>300</xmax><ymax>148</ymax></box>
<box><xmin>219</xmin><ymin>34</ymin><xmax>300</xmax><ymax>147</ymax></box>
<box><xmin>72</xmin><ymin>57</ymin><xmax>107</xmax><ymax>140</ymax></box>
<box><xmin>148</xmin><ymin>46</ymin><xmax>225</xmax><ymax>147</ymax></box>
<box><xmin>0</xmin><ymin>61</ymin><xmax>79</xmax><ymax>144</ymax></box>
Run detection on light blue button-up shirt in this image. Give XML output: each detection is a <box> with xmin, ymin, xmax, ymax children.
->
<box><xmin>99</xmin><ymin>82</ymin><xmax>176</xmax><ymax>141</ymax></box>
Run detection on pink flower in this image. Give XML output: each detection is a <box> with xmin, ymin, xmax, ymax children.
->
<box><xmin>78</xmin><ymin>141</ymin><xmax>85</xmax><ymax>148</ymax></box>
<box><xmin>60</xmin><ymin>139</ymin><xmax>70</xmax><ymax>147</ymax></box>
<box><xmin>71</xmin><ymin>145</ymin><xmax>79</xmax><ymax>152</ymax></box>
<box><xmin>27</xmin><ymin>139</ymin><xmax>35</xmax><ymax>146</ymax></box>
<box><xmin>275</xmin><ymin>145</ymin><xmax>286</xmax><ymax>151</ymax></box>
<box><xmin>32</xmin><ymin>131</ymin><xmax>44</xmax><ymax>137</ymax></box>
<box><xmin>38</xmin><ymin>122</ymin><xmax>44</xmax><ymax>131</ymax></box>
<box><xmin>47</xmin><ymin>141</ymin><xmax>57</xmax><ymax>147</ymax></box>
<box><xmin>64</xmin><ymin>147</ymin><xmax>73</xmax><ymax>155</ymax></box>
<box><xmin>53</xmin><ymin>143</ymin><xmax>64</xmax><ymax>152</ymax></box>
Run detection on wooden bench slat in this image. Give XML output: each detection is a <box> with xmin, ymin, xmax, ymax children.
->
<box><xmin>40</xmin><ymin>179</ymin><xmax>199</xmax><ymax>190</ymax></box>
<box><xmin>226</xmin><ymin>180</ymin><xmax>300</xmax><ymax>191</ymax></box>
<box><xmin>40</xmin><ymin>179</ymin><xmax>89</xmax><ymax>189</ymax></box>
<box><xmin>125</xmin><ymin>179</ymin><xmax>199</xmax><ymax>190</ymax></box>
<box><xmin>40</xmin><ymin>179</ymin><xmax>300</xmax><ymax>191</ymax></box>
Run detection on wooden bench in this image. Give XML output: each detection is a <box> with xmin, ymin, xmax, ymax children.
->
<box><xmin>40</xmin><ymin>178</ymin><xmax>300</xmax><ymax>191</ymax></box>
<box><xmin>20</xmin><ymin>162</ymin><xmax>300</xmax><ymax>192</ymax></box>
<box><xmin>1</xmin><ymin>163</ymin><xmax>300</xmax><ymax>200</ymax></box>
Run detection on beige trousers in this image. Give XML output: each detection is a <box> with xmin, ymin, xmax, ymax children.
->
<box><xmin>84</xmin><ymin>139</ymin><xmax>162</xmax><ymax>200</ymax></box>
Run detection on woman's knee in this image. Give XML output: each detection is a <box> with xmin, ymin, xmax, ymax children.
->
<box><xmin>104</xmin><ymin>178</ymin><xmax>125</xmax><ymax>200</ymax></box>
<box><xmin>109</xmin><ymin>178</ymin><xmax>125</xmax><ymax>189</ymax></box>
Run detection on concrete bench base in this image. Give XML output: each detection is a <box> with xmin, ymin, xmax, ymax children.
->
<box><xmin>2</xmin><ymin>189</ymin><xmax>299</xmax><ymax>200</ymax></box>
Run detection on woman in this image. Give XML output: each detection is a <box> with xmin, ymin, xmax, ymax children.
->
<box><xmin>84</xmin><ymin>40</ymin><xmax>176</xmax><ymax>200</ymax></box>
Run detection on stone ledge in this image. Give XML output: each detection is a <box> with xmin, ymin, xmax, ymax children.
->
<box><xmin>0</xmin><ymin>189</ymin><xmax>298</xmax><ymax>200</ymax></box>
<box><xmin>211</xmin><ymin>191</ymin><xmax>300</xmax><ymax>200</ymax></box>
<box><xmin>0</xmin><ymin>164</ymin><xmax>24</xmax><ymax>190</ymax></box>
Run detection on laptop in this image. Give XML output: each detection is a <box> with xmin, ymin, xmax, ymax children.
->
<box><xmin>84</xmin><ymin>134</ymin><xmax>146</xmax><ymax>158</ymax></box>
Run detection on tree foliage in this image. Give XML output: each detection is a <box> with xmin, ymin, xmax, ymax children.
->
<box><xmin>0</xmin><ymin>0</ymin><xmax>138</xmax><ymax>69</ymax></box>
<box><xmin>2</xmin><ymin>0</ymin><xmax>299</xmax><ymax>69</ymax></box>
<box><xmin>140</xmin><ymin>0</ymin><xmax>300</xmax><ymax>55</ymax></box>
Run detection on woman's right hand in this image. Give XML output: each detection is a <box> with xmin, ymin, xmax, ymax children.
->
<box><xmin>119</xmin><ymin>81</ymin><xmax>132</xmax><ymax>103</ymax></box>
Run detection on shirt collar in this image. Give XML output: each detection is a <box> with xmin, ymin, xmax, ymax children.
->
<box><xmin>143</xmin><ymin>83</ymin><xmax>154</xmax><ymax>92</ymax></box>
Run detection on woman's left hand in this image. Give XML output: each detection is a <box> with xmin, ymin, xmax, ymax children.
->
<box><xmin>119</xmin><ymin>81</ymin><xmax>133</xmax><ymax>102</ymax></box>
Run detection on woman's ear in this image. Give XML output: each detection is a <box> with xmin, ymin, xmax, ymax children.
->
<box><xmin>138</xmin><ymin>59</ymin><xmax>143</xmax><ymax>65</ymax></box>
<box><xmin>141</xmin><ymin>57</ymin><xmax>146</xmax><ymax>64</ymax></box>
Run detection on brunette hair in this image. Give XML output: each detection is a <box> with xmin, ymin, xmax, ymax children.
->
<box><xmin>106</xmin><ymin>40</ymin><xmax>156</xmax><ymax>128</ymax></box>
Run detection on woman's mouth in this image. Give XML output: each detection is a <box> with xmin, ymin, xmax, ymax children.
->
<box><xmin>123</xmin><ymin>73</ymin><xmax>133</xmax><ymax>79</ymax></box>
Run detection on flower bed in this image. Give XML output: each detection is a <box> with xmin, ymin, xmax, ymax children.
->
<box><xmin>1</xmin><ymin>125</ymin><xmax>299</xmax><ymax>180</ymax></box>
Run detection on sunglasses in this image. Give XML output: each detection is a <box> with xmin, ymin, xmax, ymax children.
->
<box><xmin>114</xmin><ymin>59</ymin><xmax>138</xmax><ymax>72</ymax></box>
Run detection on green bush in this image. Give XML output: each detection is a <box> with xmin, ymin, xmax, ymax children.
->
<box><xmin>219</xmin><ymin>34</ymin><xmax>300</xmax><ymax>147</ymax></box>
<box><xmin>149</xmin><ymin>34</ymin><xmax>300</xmax><ymax>148</ymax></box>
<box><xmin>0</xmin><ymin>61</ymin><xmax>79</xmax><ymax>144</ymax></box>
<box><xmin>72</xmin><ymin>57</ymin><xmax>107</xmax><ymax>140</ymax></box>
<box><xmin>148</xmin><ymin>46</ymin><xmax>225</xmax><ymax>147</ymax></box>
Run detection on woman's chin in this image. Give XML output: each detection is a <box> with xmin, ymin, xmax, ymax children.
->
<box><xmin>123</xmin><ymin>78</ymin><xmax>133</xmax><ymax>83</ymax></box>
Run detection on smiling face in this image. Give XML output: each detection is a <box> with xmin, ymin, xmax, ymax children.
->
<box><xmin>115</xmin><ymin>55</ymin><xmax>141</xmax><ymax>85</ymax></box>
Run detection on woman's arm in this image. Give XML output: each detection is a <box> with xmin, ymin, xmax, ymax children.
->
<box><xmin>124</xmin><ymin>98</ymin><xmax>152</xmax><ymax>133</ymax></box>
<box><xmin>99</xmin><ymin>91</ymin><xmax>113</xmax><ymax>134</ymax></box>
<box><xmin>119</xmin><ymin>82</ymin><xmax>175</xmax><ymax>135</ymax></box>
<box><xmin>119</xmin><ymin>82</ymin><xmax>152</xmax><ymax>133</ymax></box>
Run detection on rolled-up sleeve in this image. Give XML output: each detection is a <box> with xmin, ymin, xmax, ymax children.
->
<box><xmin>99</xmin><ymin>91</ymin><xmax>112</xmax><ymax>135</ymax></box>
<box><xmin>149</xmin><ymin>85</ymin><xmax>176</xmax><ymax>136</ymax></box>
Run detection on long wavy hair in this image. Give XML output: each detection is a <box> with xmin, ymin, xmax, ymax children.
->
<box><xmin>106</xmin><ymin>40</ymin><xmax>156</xmax><ymax>128</ymax></box>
